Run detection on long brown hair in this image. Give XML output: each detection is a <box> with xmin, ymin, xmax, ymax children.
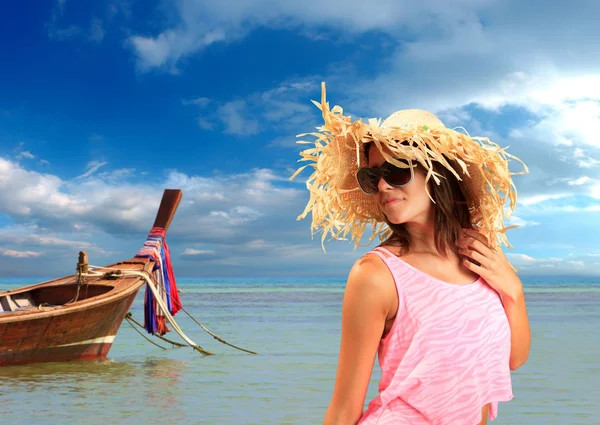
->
<box><xmin>366</xmin><ymin>144</ymin><xmax>472</xmax><ymax>258</ymax></box>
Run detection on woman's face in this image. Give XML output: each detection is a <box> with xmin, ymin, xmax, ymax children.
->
<box><xmin>367</xmin><ymin>144</ymin><xmax>434</xmax><ymax>226</ymax></box>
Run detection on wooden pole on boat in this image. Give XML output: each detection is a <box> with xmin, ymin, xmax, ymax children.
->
<box><xmin>152</xmin><ymin>189</ymin><xmax>182</xmax><ymax>233</ymax></box>
<box><xmin>77</xmin><ymin>251</ymin><xmax>89</xmax><ymax>274</ymax></box>
<box><xmin>71</xmin><ymin>251</ymin><xmax>89</xmax><ymax>303</ymax></box>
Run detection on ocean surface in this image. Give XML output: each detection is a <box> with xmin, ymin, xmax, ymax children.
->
<box><xmin>1</xmin><ymin>276</ymin><xmax>599</xmax><ymax>425</ymax></box>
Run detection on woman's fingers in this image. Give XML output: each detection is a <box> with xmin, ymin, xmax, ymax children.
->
<box><xmin>458</xmin><ymin>247</ymin><xmax>489</xmax><ymax>269</ymax></box>
<box><xmin>460</xmin><ymin>229</ymin><xmax>494</xmax><ymax>256</ymax></box>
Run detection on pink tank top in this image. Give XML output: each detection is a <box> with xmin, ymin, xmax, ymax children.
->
<box><xmin>357</xmin><ymin>247</ymin><xmax>513</xmax><ymax>425</ymax></box>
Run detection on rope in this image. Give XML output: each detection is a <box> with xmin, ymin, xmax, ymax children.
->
<box><xmin>169</xmin><ymin>299</ymin><xmax>257</xmax><ymax>355</ymax></box>
<box><xmin>83</xmin><ymin>266</ymin><xmax>214</xmax><ymax>356</ymax></box>
<box><xmin>143</xmin><ymin>273</ymin><xmax>258</xmax><ymax>354</ymax></box>
<box><xmin>126</xmin><ymin>313</ymin><xmax>187</xmax><ymax>348</ymax></box>
<box><xmin>87</xmin><ymin>264</ymin><xmax>258</xmax><ymax>355</ymax></box>
<box><xmin>125</xmin><ymin>315</ymin><xmax>168</xmax><ymax>350</ymax></box>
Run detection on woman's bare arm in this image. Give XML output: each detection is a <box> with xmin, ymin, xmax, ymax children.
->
<box><xmin>323</xmin><ymin>255</ymin><xmax>396</xmax><ymax>425</ymax></box>
<box><xmin>500</xmin><ymin>284</ymin><xmax>531</xmax><ymax>370</ymax></box>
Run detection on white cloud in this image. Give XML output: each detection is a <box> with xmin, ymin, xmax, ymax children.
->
<box><xmin>76</xmin><ymin>161</ymin><xmax>108</xmax><ymax>180</ymax></box>
<box><xmin>591</xmin><ymin>183</ymin><xmax>600</xmax><ymax>199</ymax></box>
<box><xmin>96</xmin><ymin>168</ymin><xmax>136</xmax><ymax>183</ymax></box>
<box><xmin>520</xmin><ymin>193</ymin><xmax>568</xmax><ymax>207</ymax></box>
<box><xmin>129</xmin><ymin>28</ymin><xmax>227</xmax><ymax>72</ymax></box>
<box><xmin>209</xmin><ymin>206</ymin><xmax>262</xmax><ymax>225</ymax></box>
<box><xmin>47</xmin><ymin>25</ymin><xmax>81</xmax><ymax>40</ymax></box>
<box><xmin>0</xmin><ymin>157</ymin><xmax>157</xmax><ymax>235</ymax></box>
<box><xmin>505</xmin><ymin>252</ymin><xmax>600</xmax><ymax>276</ymax></box>
<box><xmin>506</xmin><ymin>253</ymin><xmax>539</xmax><ymax>263</ymax></box>
<box><xmin>0</xmin><ymin>155</ymin><xmax>307</xmax><ymax>267</ymax></box>
<box><xmin>0</xmin><ymin>232</ymin><xmax>93</xmax><ymax>249</ymax></box>
<box><xmin>45</xmin><ymin>2</ymin><xmax>109</xmax><ymax>45</ymax></box>
<box><xmin>2</xmin><ymin>153</ymin><xmax>600</xmax><ymax>277</ymax></box>
<box><xmin>511</xmin><ymin>101</ymin><xmax>600</xmax><ymax>150</ymax></box>
<box><xmin>182</xmin><ymin>78</ymin><xmax>317</xmax><ymax>137</ymax></box>
<box><xmin>46</xmin><ymin>0</ymin><xmax>81</xmax><ymax>41</ymax></box>
<box><xmin>466</xmin><ymin>74</ymin><xmax>600</xmax><ymax>113</ymax></box>
<box><xmin>526</xmin><ymin>204</ymin><xmax>600</xmax><ymax>213</ymax></box>
<box><xmin>217</xmin><ymin>100</ymin><xmax>260</xmax><ymax>136</ymax></box>
<box><xmin>527</xmin><ymin>243</ymin><xmax>576</xmax><ymax>250</ymax></box>
<box><xmin>107</xmin><ymin>1</ymin><xmax>132</xmax><ymax>20</ymax></box>
<box><xmin>129</xmin><ymin>0</ymin><xmax>501</xmax><ymax>72</ymax></box>
<box><xmin>16</xmin><ymin>151</ymin><xmax>35</xmax><ymax>160</ymax></box>
<box><xmin>197</xmin><ymin>118</ymin><xmax>214</xmax><ymax>130</ymax></box>
<box><xmin>268</xmin><ymin>136</ymin><xmax>300</xmax><ymax>148</ymax></box>
<box><xmin>181</xmin><ymin>248</ymin><xmax>216</xmax><ymax>256</ymax></box>
<box><xmin>89</xmin><ymin>18</ymin><xmax>105</xmax><ymax>43</ymax></box>
<box><xmin>246</xmin><ymin>239</ymin><xmax>267</xmax><ymax>249</ymax></box>
<box><xmin>578</xmin><ymin>158</ymin><xmax>600</xmax><ymax>169</ymax></box>
<box><xmin>0</xmin><ymin>220</ymin><xmax>119</xmax><ymax>273</ymax></box>
<box><xmin>495</xmin><ymin>102</ymin><xmax>600</xmax><ymax>209</ymax></box>
<box><xmin>182</xmin><ymin>97</ymin><xmax>211</xmax><ymax>107</ymax></box>
<box><xmin>0</xmin><ymin>157</ymin><xmax>80</xmax><ymax>217</ymax></box>
<box><xmin>0</xmin><ymin>248</ymin><xmax>43</xmax><ymax>258</ymax></box>
<box><xmin>568</xmin><ymin>177</ymin><xmax>593</xmax><ymax>186</ymax></box>
<box><xmin>506</xmin><ymin>216</ymin><xmax>540</xmax><ymax>228</ymax></box>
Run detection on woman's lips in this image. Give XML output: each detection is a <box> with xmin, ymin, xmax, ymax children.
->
<box><xmin>383</xmin><ymin>198</ymin><xmax>402</xmax><ymax>206</ymax></box>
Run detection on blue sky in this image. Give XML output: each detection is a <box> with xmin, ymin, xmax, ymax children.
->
<box><xmin>1</xmin><ymin>0</ymin><xmax>600</xmax><ymax>278</ymax></box>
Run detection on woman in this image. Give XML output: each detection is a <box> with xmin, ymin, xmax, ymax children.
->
<box><xmin>291</xmin><ymin>83</ymin><xmax>532</xmax><ymax>425</ymax></box>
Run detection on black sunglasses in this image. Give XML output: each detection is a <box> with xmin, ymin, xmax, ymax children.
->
<box><xmin>356</xmin><ymin>158</ymin><xmax>414</xmax><ymax>195</ymax></box>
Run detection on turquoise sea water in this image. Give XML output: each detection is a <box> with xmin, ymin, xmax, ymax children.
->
<box><xmin>1</xmin><ymin>277</ymin><xmax>599</xmax><ymax>424</ymax></box>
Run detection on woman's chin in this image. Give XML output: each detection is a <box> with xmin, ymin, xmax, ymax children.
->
<box><xmin>385</xmin><ymin>212</ymin><xmax>408</xmax><ymax>225</ymax></box>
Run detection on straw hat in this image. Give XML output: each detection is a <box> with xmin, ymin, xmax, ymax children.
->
<box><xmin>290</xmin><ymin>82</ymin><xmax>529</xmax><ymax>252</ymax></box>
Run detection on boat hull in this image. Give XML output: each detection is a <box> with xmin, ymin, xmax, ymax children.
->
<box><xmin>0</xmin><ymin>287</ymin><xmax>140</xmax><ymax>367</ymax></box>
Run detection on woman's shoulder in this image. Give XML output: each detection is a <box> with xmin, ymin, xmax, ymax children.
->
<box><xmin>346</xmin><ymin>247</ymin><xmax>398</xmax><ymax>299</ymax></box>
<box><xmin>345</xmin><ymin>247</ymin><xmax>400</xmax><ymax>326</ymax></box>
<box><xmin>352</xmin><ymin>246</ymin><xmax>395</xmax><ymax>275</ymax></box>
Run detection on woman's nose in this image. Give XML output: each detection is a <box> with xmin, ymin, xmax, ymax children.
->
<box><xmin>377</xmin><ymin>174</ymin><xmax>393</xmax><ymax>192</ymax></box>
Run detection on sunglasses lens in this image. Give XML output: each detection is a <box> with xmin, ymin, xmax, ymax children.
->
<box><xmin>356</xmin><ymin>168</ymin><xmax>379</xmax><ymax>194</ymax></box>
<box><xmin>357</xmin><ymin>159</ymin><xmax>413</xmax><ymax>194</ymax></box>
<box><xmin>383</xmin><ymin>161</ymin><xmax>412</xmax><ymax>186</ymax></box>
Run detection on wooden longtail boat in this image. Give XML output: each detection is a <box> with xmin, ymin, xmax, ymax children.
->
<box><xmin>0</xmin><ymin>189</ymin><xmax>183</xmax><ymax>367</ymax></box>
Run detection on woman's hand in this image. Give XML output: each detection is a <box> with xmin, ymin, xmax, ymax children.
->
<box><xmin>457</xmin><ymin>228</ymin><xmax>532</xmax><ymax>370</ymax></box>
<box><xmin>457</xmin><ymin>228</ymin><xmax>523</xmax><ymax>302</ymax></box>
